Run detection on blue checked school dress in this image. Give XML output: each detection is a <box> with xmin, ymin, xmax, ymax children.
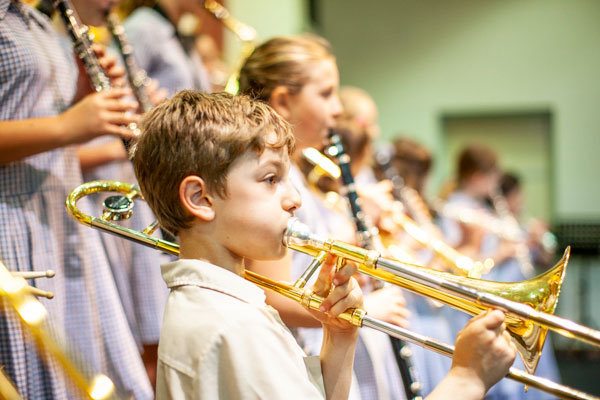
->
<box><xmin>0</xmin><ymin>1</ymin><xmax>153</xmax><ymax>398</ymax></box>
<box><xmin>81</xmin><ymin>152</ymin><xmax>168</xmax><ymax>348</ymax></box>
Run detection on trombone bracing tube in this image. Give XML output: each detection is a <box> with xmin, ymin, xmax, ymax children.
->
<box><xmin>65</xmin><ymin>181</ymin><xmax>600</xmax><ymax>400</ymax></box>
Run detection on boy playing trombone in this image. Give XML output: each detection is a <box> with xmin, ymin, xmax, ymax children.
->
<box><xmin>132</xmin><ymin>90</ymin><xmax>515</xmax><ymax>399</ymax></box>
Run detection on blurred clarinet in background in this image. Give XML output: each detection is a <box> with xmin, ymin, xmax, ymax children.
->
<box><xmin>106</xmin><ymin>13</ymin><xmax>154</xmax><ymax>113</ymax></box>
<box><xmin>328</xmin><ymin>130</ymin><xmax>423</xmax><ymax>400</ymax></box>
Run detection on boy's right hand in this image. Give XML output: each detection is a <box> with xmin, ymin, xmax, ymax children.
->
<box><xmin>308</xmin><ymin>257</ymin><xmax>363</xmax><ymax>335</ymax></box>
<box><xmin>450</xmin><ymin>310</ymin><xmax>516</xmax><ymax>396</ymax></box>
<box><xmin>58</xmin><ymin>88</ymin><xmax>140</xmax><ymax>144</ymax></box>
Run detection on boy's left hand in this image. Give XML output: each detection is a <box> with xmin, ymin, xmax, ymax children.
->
<box><xmin>308</xmin><ymin>257</ymin><xmax>363</xmax><ymax>334</ymax></box>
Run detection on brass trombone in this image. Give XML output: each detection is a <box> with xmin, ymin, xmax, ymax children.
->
<box><xmin>66</xmin><ymin>180</ymin><xmax>600</xmax><ymax>400</ymax></box>
<box><xmin>0</xmin><ymin>367</ymin><xmax>22</xmax><ymax>400</ymax></box>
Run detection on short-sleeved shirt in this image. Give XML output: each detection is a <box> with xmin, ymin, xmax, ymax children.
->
<box><xmin>156</xmin><ymin>258</ymin><xmax>325</xmax><ymax>399</ymax></box>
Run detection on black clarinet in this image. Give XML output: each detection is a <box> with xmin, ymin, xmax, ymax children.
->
<box><xmin>328</xmin><ymin>130</ymin><xmax>423</xmax><ymax>400</ymax></box>
<box><xmin>106</xmin><ymin>13</ymin><xmax>154</xmax><ymax>113</ymax></box>
<box><xmin>54</xmin><ymin>0</ymin><xmax>110</xmax><ymax>92</ymax></box>
<box><xmin>54</xmin><ymin>0</ymin><xmax>135</xmax><ymax>150</ymax></box>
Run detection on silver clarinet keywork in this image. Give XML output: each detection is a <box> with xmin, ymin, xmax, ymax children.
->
<box><xmin>54</xmin><ymin>0</ymin><xmax>139</xmax><ymax>146</ymax></box>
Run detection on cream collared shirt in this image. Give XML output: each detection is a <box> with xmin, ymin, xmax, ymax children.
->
<box><xmin>156</xmin><ymin>259</ymin><xmax>326</xmax><ymax>399</ymax></box>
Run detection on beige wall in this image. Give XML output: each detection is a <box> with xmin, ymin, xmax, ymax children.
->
<box><xmin>226</xmin><ymin>0</ymin><xmax>307</xmax><ymax>65</ymax></box>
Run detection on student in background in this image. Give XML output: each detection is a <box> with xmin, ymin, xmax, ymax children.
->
<box><xmin>375</xmin><ymin>136</ymin><xmax>458</xmax><ymax>395</ymax></box>
<box><xmin>437</xmin><ymin>144</ymin><xmax>515</xmax><ymax>268</ymax></box>
<box><xmin>338</xmin><ymin>86</ymin><xmax>381</xmax><ymax>186</ymax></box>
<box><xmin>438</xmin><ymin>145</ymin><xmax>558</xmax><ymax>400</ymax></box>
<box><xmin>498</xmin><ymin>172</ymin><xmax>556</xmax><ymax>269</ymax></box>
<box><xmin>121</xmin><ymin>0</ymin><xmax>212</xmax><ymax>96</ymax></box>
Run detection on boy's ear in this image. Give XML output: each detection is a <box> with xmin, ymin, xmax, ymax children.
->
<box><xmin>268</xmin><ymin>85</ymin><xmax>291</xmax><ymax>120</ymax></box>
<box><xmin>179</xmin><ymin>175</ymin><xmax>215</xmax><ymax>222</ymax></box>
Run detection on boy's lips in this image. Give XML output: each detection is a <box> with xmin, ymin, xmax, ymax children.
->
<box><xmin>281</xmin><ymin>221</ymin><xmax>291</xmax><ymax>247</ymax></box>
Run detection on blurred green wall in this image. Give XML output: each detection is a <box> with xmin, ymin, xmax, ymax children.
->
<box><xmin>229</xmin><ymin>0</ymin><xmax>600</xmax><ymax>221</ymax></box>
<box><xmin>225</xmin><ymin>0</ymin><xmax>307</xmax><ymax>65</ymax></box>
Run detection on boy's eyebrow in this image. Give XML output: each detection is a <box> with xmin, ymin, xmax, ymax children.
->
<box><xmin>260</xmin><ymin>159</ymin><xmax>286</xmax><ymax>170</ymax></box>
<box><xmin>258</xmin><ymin>151</ymin><xmax>289</xmax><ymax>170</ymax></box>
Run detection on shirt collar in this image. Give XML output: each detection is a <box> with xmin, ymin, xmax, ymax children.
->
<box><xmin>161</xmin><ymin>258</ymin><xmax>267</xmax><ymax>307</ymax></box>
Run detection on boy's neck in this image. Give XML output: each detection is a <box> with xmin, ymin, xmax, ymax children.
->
<box><xmin>178</xmin><ymin>230</ymin><xmax>246</xmax><ymax>276</ymax></box>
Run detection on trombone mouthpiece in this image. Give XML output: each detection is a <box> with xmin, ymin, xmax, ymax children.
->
<box><xmin>284</xmin><ymin>218</ymin><xmax>327</xmax><ymax>249</ymax></box>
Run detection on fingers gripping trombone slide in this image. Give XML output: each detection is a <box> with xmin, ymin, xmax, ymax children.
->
<box><xmin>66</xmin><ymin>180</ymin><xmax>600</xmax><ymax>400</ymax></box>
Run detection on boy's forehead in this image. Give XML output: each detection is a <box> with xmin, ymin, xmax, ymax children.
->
<box><xmin>257</xmin><ymin>146</ymin><xmax>290</xmax><ymax>166</ymax></box>
<box><xmin>233</xmin><ymin>144</ymin><xmax>290</xmax><ymax>169</ymax></box>
<box><xmin>255</xmin><ymin>130</ymin><xmax>292</xmax><ymax>166</ymax></box>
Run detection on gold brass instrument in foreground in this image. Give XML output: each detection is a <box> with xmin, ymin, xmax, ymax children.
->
<box><xmin>0</xmin><ymin>260</ymin><xmax>116</xmax><ymax>400</ymax></box>
<box><xmin>66</xmin><ymin>180</ymin><xmax>600</xmax><ymax>400</ymax></box>
<box><xmin>0</xmin><ymin>361</ymin><xmax>22</xmax><ymax>400</ymax></box>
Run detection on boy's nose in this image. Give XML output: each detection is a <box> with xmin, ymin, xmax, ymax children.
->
<box><xmin>283</xmin><ymin>181</ymin><xmax>302</xmax><ymax>213</ymax></box>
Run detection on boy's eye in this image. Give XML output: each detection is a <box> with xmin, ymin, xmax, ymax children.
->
<box><xmin>264</xmin><ymin>175</ymin><xmax>280</xmax><ymax>185</ymax></box>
